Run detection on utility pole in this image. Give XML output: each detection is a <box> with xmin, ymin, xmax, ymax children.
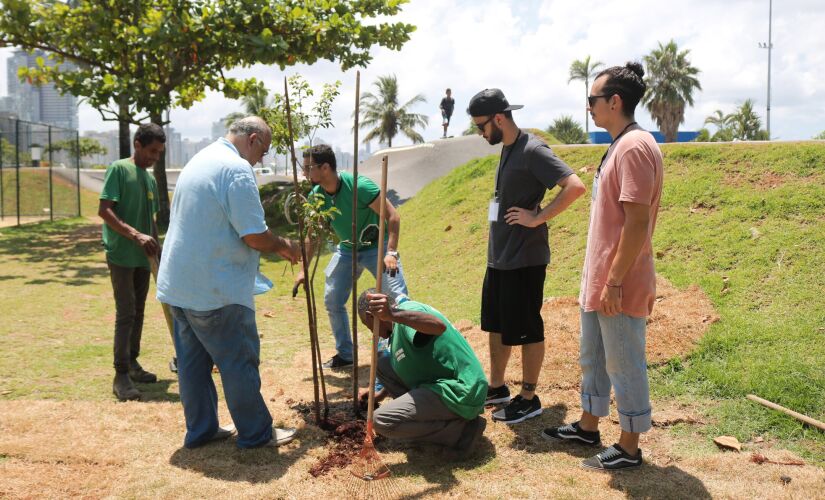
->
<box><xmin>758</xmin><ymin>0</ymin><xmax>773</xmax><ymax>140</ymax></box>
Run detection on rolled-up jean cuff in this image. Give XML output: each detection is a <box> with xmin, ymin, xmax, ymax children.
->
<box><xmin>581</xmin><ymin>393</ymin><xmax>611</xmax><ymax>417</ymax></box>
<box><xmin>618</xmin><ymin>409</ymin><xmax>652</xmax><ymax>433</ymax></box>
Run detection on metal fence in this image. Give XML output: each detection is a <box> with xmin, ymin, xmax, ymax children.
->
<box><xmin>0</xmin><ymin>117</ymin><xmax>80</xmax><ymax>226</ymax></box>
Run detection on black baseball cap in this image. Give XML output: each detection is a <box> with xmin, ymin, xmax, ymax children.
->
<box><xmin>467</xmin><ymin>88</ymin><xmax>524</xmax><ymax>117</ymax></box>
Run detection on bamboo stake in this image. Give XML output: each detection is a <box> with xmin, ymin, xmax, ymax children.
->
<box><xmin>351</xmin><ymin>70</ymin><xmax>361</xmax><ymax>414</ymax></box>
<box><xmin>285</xmin><ymin>76</ymin><xmax>321</xmax><ymax>424</ymax></box>
<box><xmin>747</xmin><ymin>394</ymin><xmax>825</xmax><ymax>431</ymax></box>
<box><xmin>366</xmin><ymin>155</ymin><xmax>388</xmax><ymax>434</ymax></box>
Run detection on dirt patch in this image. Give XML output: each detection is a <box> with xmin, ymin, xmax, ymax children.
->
<box><xmin>724</xmin><ymin>169</ymin><xmax>791</xmax><ymax>191</ymax></box>
<box><xmin>459</xmin><ymin>275</ymin><xmax>719</xmax><ymax>391</ymax></box>
<box><xmin>289</xmin><ymin>399</ymin><xmax>369</xmax><ymax>478</ymax></box>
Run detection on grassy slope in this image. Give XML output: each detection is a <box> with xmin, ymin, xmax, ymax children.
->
<box><xmin>0</xmin><ymin>168</ymin><xmax>89</xmax><ymax>217</ymax></box>
<box><xmin>398</xmin><ymin>142</ymin><xmax>825</xmax><ymax>461</ymax></box>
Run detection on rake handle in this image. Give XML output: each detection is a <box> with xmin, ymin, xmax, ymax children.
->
<box><xmin>747</xmin><ymin>394</ymin><xmax>825</xmax><ymax>431</ymax></box>
<box><xmin>148</xmin><ymin>254</ymin><xmax>175</xmax><ymax>344</ymax></box>
<box><xmin>366</xmin><ymin>155</ymin><xmax>389</xmax><ymax>432</ymax></box>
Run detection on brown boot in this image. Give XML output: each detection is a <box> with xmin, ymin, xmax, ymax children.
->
<box><xmin>113</xmin><ymin>372</ymin><xmax>141</xmax><ymax>401</ymax></box>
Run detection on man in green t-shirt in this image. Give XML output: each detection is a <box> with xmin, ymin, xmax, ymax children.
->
<box><xmin>357</xmin><ymin>289</ymin><xmax>488</xmax><ymax>457</ymax></box>
<box><xmin>295</xmin><ymin>144</ymin><xmax>409</xmax><ymax>370</ymax></box>
<box><xmin>98</xmin><ymin>124</ymin><xmax>165</xmax><ymax>401</ymax></box>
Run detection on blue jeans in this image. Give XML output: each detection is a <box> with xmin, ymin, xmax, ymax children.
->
<box><xmin>579</xmin><ymin>310</ymin><xmax>652</xmax><ymax>433</ymax></box>
<box><xmin>170</xmin><ymin>304</ymin><xmax>273</xmax><ymax>448</ymax></box>
<box><xmin>324</xmin><ymin>246</ymin><xmax>409</xmax><ymax>361</ymax></box>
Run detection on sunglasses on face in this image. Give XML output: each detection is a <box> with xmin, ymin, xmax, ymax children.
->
<box><xmin>587</xmin><ymin>94</ymin><xmax>614</xmax><ymax>107</ymax></box>
<box><xmin>475</xmin><ymin>115</ymin><xmax>495</xmax><ymax>132</ymax></box>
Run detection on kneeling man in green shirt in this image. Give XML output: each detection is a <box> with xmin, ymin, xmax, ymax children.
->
<box><xmin>358</xmin><ymin>289</ymin><xmax>488</xmax><ymax>457</ymax></box>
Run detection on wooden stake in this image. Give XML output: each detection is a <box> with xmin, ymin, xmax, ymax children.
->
<box><xmin>747</xmin><ymin>394</ymin><xmax>825</xmax><ymax>431</ymax></box>
<box><xmin>351</xmin><ymin>70</ymin><xmax>361</xmax><ymax>414</ymax></box>
<box><xmin>366</xmin><ymin>155</ymin><xmax>388</xmax><ymax>434</ymax></box>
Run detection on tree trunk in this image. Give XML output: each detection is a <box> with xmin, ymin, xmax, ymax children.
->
<box><xmin>150</xmin><ymin>111</ymin><xmax>171</xmax><ymax>229</ymax></box>
<box><xmin>118</xmin><ymin>96</ymin><xmax>131</xmax><ymax>159</ymax></box>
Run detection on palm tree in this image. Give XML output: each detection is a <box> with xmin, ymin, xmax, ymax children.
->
<box><xmin>568</xmin><ymin>55</ymin><xmax>604</xmax><ymax>137</ymax></box>
<box><xmin>223</xmin><ymin>81</ymin><xmax>272</xmax><ymax>126</ymax></box>
<box><xmin>728</xmin><ymin>99</ymin><xmax>765</xmax><ymax>140</ymax></box>
<box><xmin>642</xmin><ymin>40</ymin><xmax>702</xmax><ymax>142</ymax></box>
<box><xmin>703</xmin><ymin>109</ymin><xmax>730</xmax><ymax>130</ymax></box>
<box><xmin>547</xmin><ymin>115</ymin><xmax>589</xmax><ymax>144</ymax></box>
<box><xmin>359</xmin><ymin>74</ymin><xmax>428</xmax><ymax>148</ymax></box>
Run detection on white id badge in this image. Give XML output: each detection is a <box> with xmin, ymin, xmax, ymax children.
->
<box><xmin>488</xmin><ymin>199</ymin><xmax>500</xmax><ymax>222</ymax></box>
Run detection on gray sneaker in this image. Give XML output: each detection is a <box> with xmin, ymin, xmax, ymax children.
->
<box><xmin>207</xmin><ymin>424</ymin><xmax>237</xmax><ymax>443</ymax></box>
<box><xmin>582</xmin><ymin>444</ymin><xmax>643</xmax><ymax>470</ymax></box>
<box><xmin>113</xmin><ymin>372</ymin><xmax>140</xmax><ymax>401</ymax></box>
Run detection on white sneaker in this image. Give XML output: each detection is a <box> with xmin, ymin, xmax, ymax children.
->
<box><xmin>263</xmin><ymin>427</ymin><xmax>297</xmax><ymax>447</ymax></box>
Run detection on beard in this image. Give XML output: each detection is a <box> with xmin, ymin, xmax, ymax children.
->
<box><xmin>486</xmin><ymin>122</ymin><xmax>504</xmax><ymax>145</ymax></box>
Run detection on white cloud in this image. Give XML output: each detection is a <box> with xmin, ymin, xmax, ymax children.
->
<box><xmin>4</xmin><ymin>0</ymin><xmax>824</xmax><ymax>146</ymax></box>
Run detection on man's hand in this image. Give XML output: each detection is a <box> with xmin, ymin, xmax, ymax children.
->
<box><xmin>599</xmin><ymin>285</ymin><xmax>623</xmax><ymax>317</ymax></box>
<box><xmin>277</xmin><ymin>239</ymin><xmax>302</xmax><ymax>265</ymax></box>
<box><xmin>504</xmin><ymin>206</ymin><xmax>544</xmax><ymax>227</ymax></box>
<box><xmin>292</xmin><ymin>270</ymin><xmax>305</xmax><ymax>298</ymax></box>
<box><xmin>359</xmin><ymin>387</ymin><xmax>388</xmax><ymax>410</ymax></box>
<box><xmin>134</xmin><ymin>233</ymin><xmax>160</xmax><ymax>256</ymax></box>
<box><xmin>383</xmin><ymin>254</ymin><xmax>398</xmax><ymax>277</ymax></box>
<box><xmin>366</xmin><ymin>293</ymin><xmax>394</xmax><ymax>322</ymax></box>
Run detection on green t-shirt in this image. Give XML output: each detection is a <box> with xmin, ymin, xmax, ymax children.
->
<box><xmin>310</xmin><ymin>171</ymin><xmax>382</xmax><ymax>250</ymax></box>
<box><xmin>99</xmin><ymin>159</ymin><xmax>159</xmax><ymax>268</ymax></box>
<box><xmin>389</xmin><ymin>301</ymin><xmax>488</xmax><ymax>420</ymax></box>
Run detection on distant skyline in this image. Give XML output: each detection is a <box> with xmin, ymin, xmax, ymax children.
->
<box><xmin>2</xmin><ymin>0</ymin><xmax>823</xmax><ymax>151</ymax></box>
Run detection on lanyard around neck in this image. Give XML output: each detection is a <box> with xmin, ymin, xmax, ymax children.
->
<box><xmin>597</xmin><ymin>121</ymin><xmax>638</xmax><ymax>175</ymax></box>
<box><xmin>494</xmin><ymin>129</ymin><xmax>522</xmax><ymax>199</ymax></box>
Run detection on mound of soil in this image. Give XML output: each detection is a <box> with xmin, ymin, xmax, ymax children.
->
<box><xmin>289</xmin><ymin>400</ymin><xmax>369</xmax><ymax>478</ymax></box>
<box><xmin>458</xmin><ymin>275</ymin><xmax>719</xmax><ymax>391</ymax></box>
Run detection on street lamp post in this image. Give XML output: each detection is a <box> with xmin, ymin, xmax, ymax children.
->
<box><xmin>758</xmin><ymin>0</ymin><xmax>773</xmax><ymax>140</ymax></box>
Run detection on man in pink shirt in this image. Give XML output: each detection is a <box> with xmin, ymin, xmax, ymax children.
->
<box><xmin>542</xmin><ymin>62</ymin><xmax>664</xmax><ymax>471</ymax></box>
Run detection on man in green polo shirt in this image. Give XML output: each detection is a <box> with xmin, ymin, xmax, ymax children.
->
<box><xmin>357</xmin><ymin>289</ymin><xmax>488</xmax><ymax>457</ymax></box>
<box><xmin>98</xmin><ymin>123</ymin><xmax>166</xmax><ymax>401</ymax></box>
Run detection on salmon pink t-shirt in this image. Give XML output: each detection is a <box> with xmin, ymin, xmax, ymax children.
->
<box><xmin>579</xmin><ymin>129</ymin><xmax>664</xmax><ymax>318</ymax></box>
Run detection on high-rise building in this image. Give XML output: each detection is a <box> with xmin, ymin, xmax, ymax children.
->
<box><xmin>2</xmin><ymin>49</ymin><xmax>79</xmax><ymax>130</ymax></box>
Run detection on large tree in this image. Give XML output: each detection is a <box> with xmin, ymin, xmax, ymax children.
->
<box><xmin>0</xmin><ymin>0</ymin><xmax>415</xmax><ymax>226</ymax></box>
<box><xmin>642</xmin><ymin>40</ymin><xmax>702</xmax><ymax>143</ymax></box>
<box><xmin>358</xmin><ymin>74</ymin><xmax>428</xmax><ymax>148</ymax></box>
<box><xmin>568</xmin><ymin>55</ymin><xmax>603</xmax><ymax>138</ymax></box>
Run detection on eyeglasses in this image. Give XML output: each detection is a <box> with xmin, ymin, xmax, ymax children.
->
<box><xmin>255</xmin><ymin>136</ymin><xmax>271</xmax><ymax>156</ymax></box>
<box><xmin>475</xmin><ymin>115</ymin><xmax>495</xmax><ymax>132</ymax></box>
<box><xmin>587</xmin><ymin>94</ymin><xmax>612</xmax><ymax>107</ymax></box>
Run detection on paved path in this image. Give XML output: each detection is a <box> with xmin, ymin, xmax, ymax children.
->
<box><xmin>357</xmin><ymin>135</ymin><xmax>501</xmax><ymax>205</ymax></box>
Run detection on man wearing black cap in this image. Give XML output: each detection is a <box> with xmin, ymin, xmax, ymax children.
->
<box><xmin>468</xmin><ymin>89</ymin><xmax>585</xmax><ymax>424</ymax></box>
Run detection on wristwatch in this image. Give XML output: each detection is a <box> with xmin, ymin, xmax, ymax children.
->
<box><xmin>386</xmin><ymin>251</ymin><xmax>399</xmax><ymax>259</ymax></box>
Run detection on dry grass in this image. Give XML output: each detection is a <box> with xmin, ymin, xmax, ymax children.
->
<box><xmin>1</xmin><ymin>220</ymin><xmax>823</xmax><ymax>498</ymax></box>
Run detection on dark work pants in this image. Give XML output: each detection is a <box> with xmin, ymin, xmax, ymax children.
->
<box><xmin>107</xmin><ymin>259</ymin><xmax>151</xmax><ymax>373</ymax></box>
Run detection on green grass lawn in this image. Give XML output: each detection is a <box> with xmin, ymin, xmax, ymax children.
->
<box><xmin>0</xmin><ymin>167</ymin><xmax>89</xmax><ymax>219</ymax></box>
<box><xmin>398</xmin><ymin>141</ymin><xmax>825</xmax><ymax>463</ymax></box>
<box><xmin>1</xmin><ymin>142</ymin><xmax>823</xmax><ymax>468</ymax></box>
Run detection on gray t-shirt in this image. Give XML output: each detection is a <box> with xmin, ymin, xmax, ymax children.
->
<box><xmin>488</xmin><ymin>130</ymin><xmax>574</xmax><ymax>270</ymax></box>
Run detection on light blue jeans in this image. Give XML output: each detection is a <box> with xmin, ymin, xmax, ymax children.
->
<box><xmin>579</xmin><ymin>310</ymin><xmax>652</xmax><ymax>433</ymax></box>
<box><xmin>324</xmin><ymin>246</ymin><xmax>409</xmax><ymax>361</ymax></box>
<box><xmin>170</xmin><ymin>304</ymin><xmax>273</xmax><ymax>448</ymax></box>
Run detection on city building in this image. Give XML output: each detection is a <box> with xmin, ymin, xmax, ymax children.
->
<box><xmin>2</xmin><ymin>49</ymin><xmax>78</xmax><ymax>131</ymax></box>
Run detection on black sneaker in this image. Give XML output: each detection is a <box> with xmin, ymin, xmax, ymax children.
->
<box><xmin>582</xmin><ymin>444</ymin><xmax>643</xmax><ymax>470</ymax></box>
<box><xmin>541</xmin><ymin>421</ymin><xmax>601</xmax><ymax>446</ymax></box>
<box><xmin>485</xmin><ymin>384</ymin><xmax>511</xmax><ymax>405</ymax></box>
<box><xmin>322</xmin><ymin>354</ymin><xmax>353</xmax><ymax>369</ymax></box>
<box><xmin>491</xmin><ymin>395</ymin><xmax>542</xmax><ymax>424</ymax></box>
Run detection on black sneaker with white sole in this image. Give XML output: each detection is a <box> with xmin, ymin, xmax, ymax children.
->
<box><xmin>322</xmin><ymin>355</ymin><xmax>353</xmax><ymax>369</ymax></box>
<box><xmin>541</xmin><ymin>421</ymin><xmax>601</xmax><ymax>446</ymax></box>
<box><xmin>491</xmin><ymin>395</ymin><xmax>542</xmax><ymax>424</ymax></box>
<box><xmin>582</xmin><ymin>444</ymin><xmax>643</xmax><ymax>470</ymax></box>
<box><xmin>485</xmin><ymin>384</ymin><xmax>511</xmax><ymax>405</ymax></box>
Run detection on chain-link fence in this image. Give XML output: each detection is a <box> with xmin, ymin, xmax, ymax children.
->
<box><xmin>0</xmin><ymin>117</ymin><xmax>80</xmax><ymax>226</ymax></box>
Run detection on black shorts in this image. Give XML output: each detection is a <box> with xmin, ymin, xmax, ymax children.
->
<box><xmin>481</xmin><ymin>265</ymin><xmax>546</xmax><ymax>346</ymax></box>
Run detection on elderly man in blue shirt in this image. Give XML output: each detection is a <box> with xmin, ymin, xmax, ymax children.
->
<box><xmin>157</xmin><ymin>116</ymin><xmax>302</xmax><ymax>449</ymax></box>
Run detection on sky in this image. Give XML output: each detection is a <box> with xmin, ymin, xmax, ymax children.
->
<box><xmin>2</xmin><ymin>0</ymin><xmax>824</xmax><ymax>151</ymax></box>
